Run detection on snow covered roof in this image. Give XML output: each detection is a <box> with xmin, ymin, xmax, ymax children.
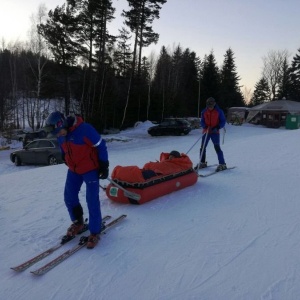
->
<box><xmin>249</xmin><ymin>99</ymin><xmax>300</xmax><ymax>113</ymax></box>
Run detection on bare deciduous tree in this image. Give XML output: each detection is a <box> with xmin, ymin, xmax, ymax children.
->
<box><xmin>262</xmin><ymin>50</ymin><xmax>290</xmax><ymax>100</ymax></box>
<box><xmin>26</xmin><ymin>4</ymin><xmax>50</xmax><ymax>130</ymax></box>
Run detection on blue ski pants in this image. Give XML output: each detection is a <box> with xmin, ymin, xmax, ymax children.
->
<box><xmin>200</xmin><ymin>133</ymin><xmax>225</xmax><ymax>165</ymax></box>
<box><xmin>64</xmin><ymin>169</ymin><xmax>102</xmax><ymax>234</ymax></box>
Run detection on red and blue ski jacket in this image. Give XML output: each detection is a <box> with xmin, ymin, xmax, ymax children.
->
<box><xmin>200</xmin><ymin>105</ymin><xmax>226</xmax><ymax>134</ymax></box>
<box><xmin>57</xmin><ymin>116</ymin><xmax>108</xmax><ymax>175</ymax></box>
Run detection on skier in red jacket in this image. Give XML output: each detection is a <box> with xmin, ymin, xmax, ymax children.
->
<box><xmin>44</xmin><ymin>111</ymin><xmax>109</xmax><ymax>249</ymax></box>
<box><xmin>197</xmin><ymin>97</ymin><xmax>227</xmax><ymax>172</ymax></box>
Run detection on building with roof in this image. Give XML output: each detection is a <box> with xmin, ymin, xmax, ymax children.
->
<box><xmin>246</xmin><ymin>99</ymin><xmax>300</xmax><ymax>128</ymax></box>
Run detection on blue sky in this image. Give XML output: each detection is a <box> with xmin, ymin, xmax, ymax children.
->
<box><xmin>1</xmin><ymin>0</ymin><xmax>300</xmax><ymax>93</ymax></box>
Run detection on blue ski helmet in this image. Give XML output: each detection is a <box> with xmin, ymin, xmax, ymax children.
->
<box><xmin>44</xmin><ymin>111</ymin><xmax>66</xmax><ymax>135</ymax></box>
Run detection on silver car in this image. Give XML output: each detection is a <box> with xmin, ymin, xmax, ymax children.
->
<box><xmin>10</xmin><ymin>139</ymin><xmax>63</xmax><ymax>166</ymax></box>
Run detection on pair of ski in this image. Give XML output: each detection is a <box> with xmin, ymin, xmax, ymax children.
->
<box><xmin>11</xmin><ymin>214</ymin><xmax>126</xmax><ymax>276</ymax></box>
<box><xmin>195</xmin><ymin>164</ymin><xmax>236</xmax><ymax>177</ymax></box>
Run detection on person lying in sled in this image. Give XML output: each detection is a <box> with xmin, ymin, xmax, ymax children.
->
<box><xmin>141</xmin><ymin>150</ymin><xmax>181</xmax><ymax>179</ymax></box>
<box><xmin>111</xmin><ymin>150</ymin><xmax>193</xmax><ymax>183</ymax></box>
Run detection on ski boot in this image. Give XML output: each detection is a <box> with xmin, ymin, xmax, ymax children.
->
<box><xmin>216</xmin><ymin>164</ymin><xmax>227</xmax><ymax>172</ymax></box>
<box><xmin>87</xmin><ymin>234</ymin><xmax>100</xmax><ymax>249</ymax></box>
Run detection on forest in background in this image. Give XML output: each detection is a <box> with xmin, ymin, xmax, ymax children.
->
<box><xmin>1</xmin><ymin>0</ymin><xmax>300</xmax><ymax>133</ymax></box>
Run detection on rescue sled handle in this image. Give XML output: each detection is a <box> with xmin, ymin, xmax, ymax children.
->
<box><xmin>107</xmin><ymin>178</ymin><xmax>141</xmax><ymax>201</ymax></box>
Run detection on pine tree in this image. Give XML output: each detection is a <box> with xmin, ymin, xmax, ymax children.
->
<box><xmin>0</xmin><ymin>49</ymin><xmax>13</xmax><ymax>131</ymax></box>
<box><xmin>173</xmin><ymin>48</ymin><xmax>199</xmax><ymax>116</ymax></box>
<box><xmin>220</xmin><ymin>48</ymin><xmax>244</xmax><ymax>109</ymax></box>
<box><xmin>250</xmin><ymin>77</ymin><xmax>270</xmax><ymax>106</ymax></box>
<box><xmin>114</xmin><ymin>27</ymin><xmax>133</xmax><ymax>78</ymax></box>
<box><xmin>152</xmin><ymin>46</ymin><xmax>172</xmax><ymax>120</ymax></box>
<box><xmin>122</xmin><ymin>0</ymin><xmax>167</xmax><ymax>78</ymax></box>
<box><xmin>66</xmin><ymin>0</ymin><xmax>116</xmax><ymax>120</ymax></box>
<box><xmin>169</xmin><ymin>45</ymin><xmax>183</xmax><ymax>114</ymax></box>
<box><xmin>277</xmin><ymin>57</ymin><xmax>292</xmax><ymax>100</ymax></box>
<box><xmin>119</xmin><ymin>0</ymin><xmax>167</xmax><ymax>128</ymax></box>
<box><xmin>200</xmin><ymin>51</ymin><xmax>221</xmax><ymax>109</ymax></box>
<box><xmin>289</xmin><ymin>48</ymin><xmax>300</xmax><ymax>102</ymax></box>
<box><xmin>38</xmin><ymin>4</ymin><xmax>80</xmax><ymax>114</ymax></box>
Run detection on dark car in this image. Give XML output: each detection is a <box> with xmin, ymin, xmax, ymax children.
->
<box><xmin>148</xmin><ymin>119</ymin><xmax>192</xmax><ymax>136</ymax></box>
<box><xmin>10</xmin><ymin>139</ymin><xmax>63</xmax><ymax>166</ymax></box>
<box><xmin>23</xmin><ymin>130</ymin><xmax>48</xmax><ymax>147</ymax></box>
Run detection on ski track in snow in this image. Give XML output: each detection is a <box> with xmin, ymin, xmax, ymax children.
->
<box><xmin>172</xmin><ymin>229</ymin><xmax>270</xmax><ymax>297</ymax></box>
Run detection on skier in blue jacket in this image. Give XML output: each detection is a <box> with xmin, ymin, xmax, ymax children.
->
<box><xmin>44</xmin><ymin>111</ymin><xmax>109</xmax><ymax>249</ymax></box>
<box><xmin>197</xmin><ymin>97</ymin><xmax>227</xmax><ymax>172</ymax></box>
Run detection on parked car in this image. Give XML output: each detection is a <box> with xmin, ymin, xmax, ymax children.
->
<box><xmin>148</xmin><ymin>119</ymin><xmax>192</xmax><ymax>136</ymax></box>
<box><xmin>10</xmin><ymin>139</ymin><xmax>63</xmax><ymax>166</ymax></box>
<box><xmin>23</xmin><ymin>130</ymin><xmax>48</xmax><ymax>146</ymax></box>
<box><xmin>3</xmin><ymin>129</ymin><xmax>28</xmax><ymax>141</ymax></box>
<box><xmin>186</xmin><ymin>117</ymin><xmax>201</xmax><ymax>129</ymax></box>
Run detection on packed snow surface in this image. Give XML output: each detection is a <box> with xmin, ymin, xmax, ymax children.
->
<box><xmin>1</xmin><ymin>122</ymin><xmax>300</xmax><ymax>300</ymax></box>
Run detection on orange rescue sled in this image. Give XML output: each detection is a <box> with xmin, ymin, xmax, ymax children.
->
<box><xmin>106</xmin><ymin>152</ymin><xmax>198</xmax><ymax>204</ymax></box>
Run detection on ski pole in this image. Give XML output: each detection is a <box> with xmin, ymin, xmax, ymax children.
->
<box><xmin>222</xmin><ymin>127</ymin><xmax>226</xmax><ymax>145</ymax></box>
<box><xmin>99</xmin><ymin>184</ymin><xmax>106</xmax><ymax>191</ymax></box>
<box><xmin>196</xmin><ymin>128</ymin><xmax>210</xmax><ymax>173</ymax></box>
<box><xmin>186</xmin><ymin>134</ymin><xmax>203</xmax><ymax>155</ymax></box>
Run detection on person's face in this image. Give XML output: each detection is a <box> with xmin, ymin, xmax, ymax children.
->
<box><xmin>56</xmin><ymin>128</ymin><xmax>68</xmax><ymax>137</ymax></box>
<box><xmin>207</xmin><ymin>102</ymin><xmax>215</xmax><ymax>110</ymax></box>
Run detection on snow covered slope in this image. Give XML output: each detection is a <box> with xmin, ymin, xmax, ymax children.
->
<box><xmin>1</xmin><ymin>123</ymin><xmax>300</xmax><ymax>300</ymax></box>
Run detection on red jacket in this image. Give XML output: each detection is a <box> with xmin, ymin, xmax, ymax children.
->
<box><xmin>201</xmin><ymin>105</ymin><xmax>226</xmax><ymax>133</ymax></box>
<box><xmin>58</xmin><ymin>116</ymin><xmax>108</xmax><ymax>174</ymax></box>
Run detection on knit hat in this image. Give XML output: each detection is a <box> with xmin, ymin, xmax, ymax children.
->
<box><xmin>206</xmin><ymin>97</ymin><xmax>216</xmax><ymax>108</ymax></box>
<box><xmin>169</xmin><ymin>150</ymin><xmax>181</xmax><ymax>158</ymax></box>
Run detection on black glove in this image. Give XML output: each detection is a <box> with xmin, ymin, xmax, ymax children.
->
<box><xmin>99</xmin><ymin>160</ymin><xmax>109</xmax><ymax>179</ymax></box>
<box><xmin>211</xmin><ymin>125</ymin><xmax>220</xmax><ymax>132</ymax></box>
